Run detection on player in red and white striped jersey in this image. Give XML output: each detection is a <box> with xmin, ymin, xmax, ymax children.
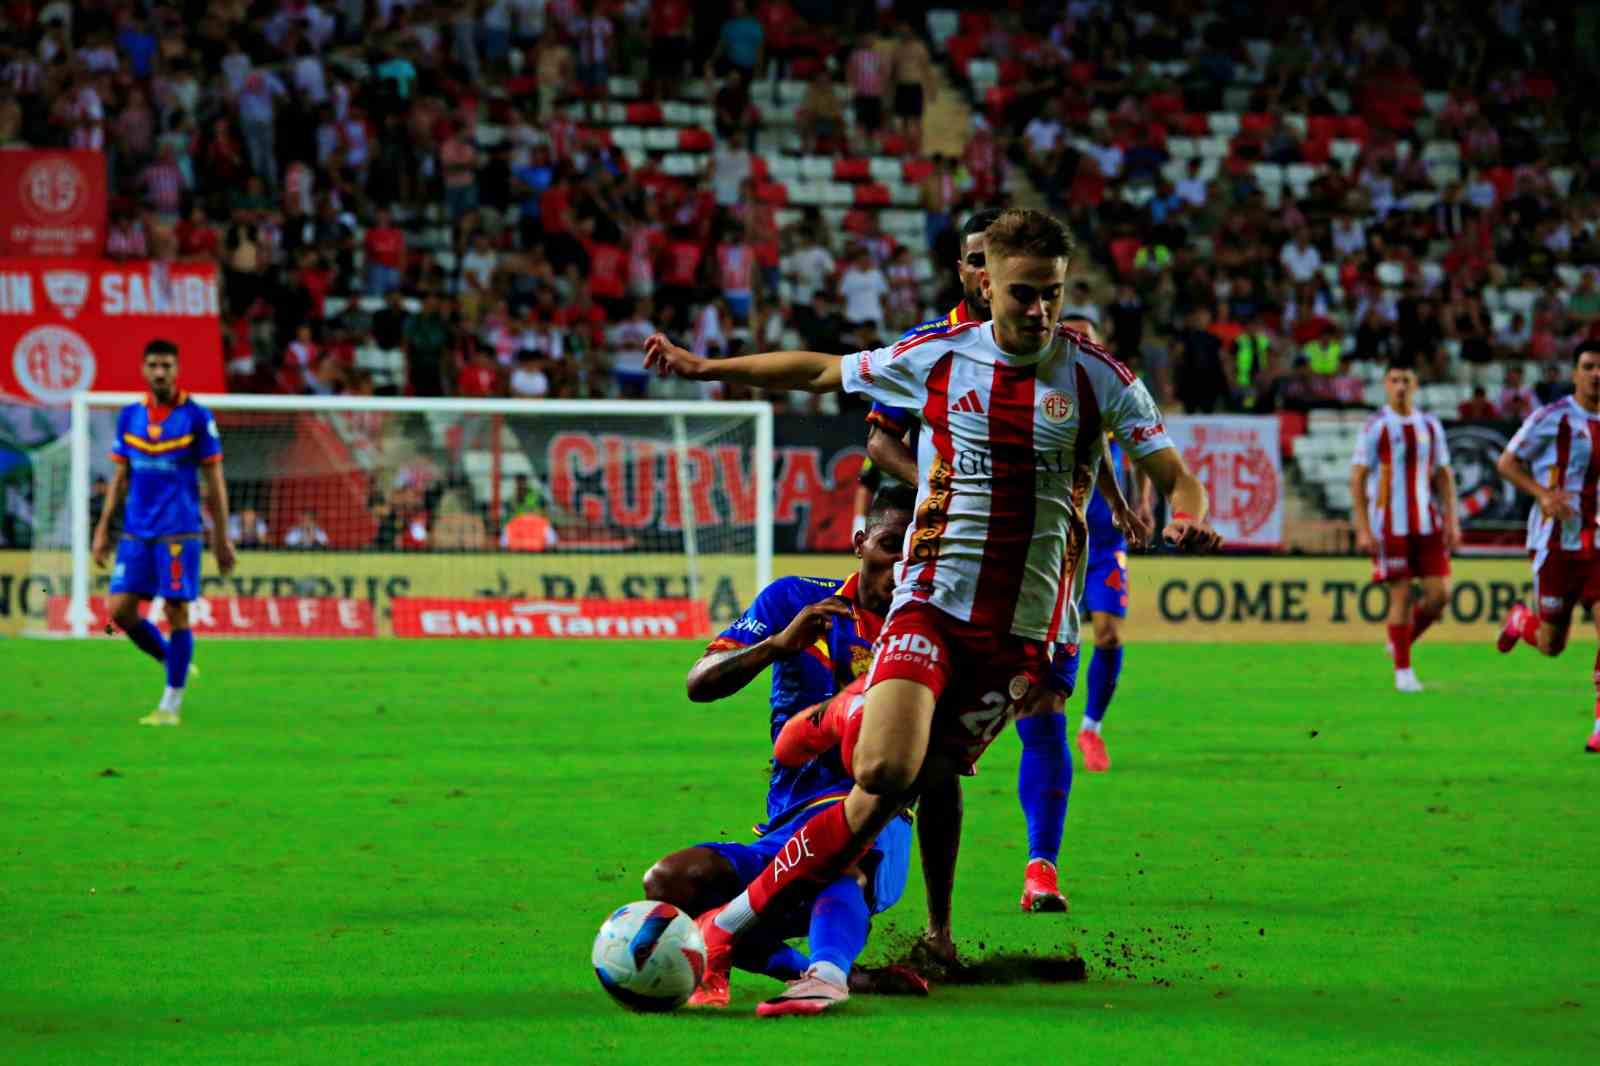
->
<box><xmin>1495</xmin><ymin>341</ymin><xmax>1600</xmax><ymax>753</ymax></box>
<box><xmin>644</xmin><ymin>209</ymin><xmax>1221</xmax><ymax>1004</ymax></box>
<box><xmin>1350</xmin><ymin>362</ymin><xmax>1460</xmax><ymax>692</ymax></box>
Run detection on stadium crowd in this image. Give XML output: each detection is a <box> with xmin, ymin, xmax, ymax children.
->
<box><xmin>1</xmin><ymin>1</ymin><xmax>1596</xmax><ymax>417</ymax></box>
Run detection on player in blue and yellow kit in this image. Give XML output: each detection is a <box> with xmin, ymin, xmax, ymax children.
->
<box><xmin>91</xmin><ymin>339</ymin><xmax>234</xmax><ymax>726</ymax></box>
<box><xmin>641</xmin><ymin>485</ymin><xmax>921</xmax><ymax>1016</ymax></box>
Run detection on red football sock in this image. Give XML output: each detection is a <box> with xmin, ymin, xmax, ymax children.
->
<box><xmin>1387</xmin><ymin>623</ymin><xmax>1412</xmax><ymax>669</ymax></box>
<box><xmin>773</xmin><ymin>697</ymin><xmax>847</xmax><ymax>767</ymax></box>
<box><xmin>1410</xmin><ymin>605</ymin><xmax>1440</xmax><ymax>643</ymax></box>
<box><xmin>1520</xmin><ymin>608</ymin><xmax>1541</xmax><ymax>647</ymax></box>
<box><xmin>745</xmin><ymin>801</ymin><xmax>866</xmax><ymax>916</ymax></box>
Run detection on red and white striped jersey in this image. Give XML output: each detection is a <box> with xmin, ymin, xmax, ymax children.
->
<box><xmin>1507</xmin><ymin>396</ymin><xmax>1600</xmax><ymax>564</ymax></box>
<box><xmin>841</xmin><ymin>320</ymin><xmax>1173</xmax><ymax>643</ymax></box>
<box><xmin>847</xmin><ymin>46</ymin><xmax>888</xmax><ymax>98</ymax></box>
<box><xmin>717</xmin><ymin>243</ymin><xmax>754</xmax><ymax>294</ymax></box>
<box><xmin>1351</xmin><ymin>406</ymin><xmax>1451</xmax><ymax>537</ymax></box>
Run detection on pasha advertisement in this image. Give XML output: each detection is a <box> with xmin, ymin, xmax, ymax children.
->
<box><xmin>0</xmin><ymin>150</ymin><xmax>107</xmax><ymax>257</ymax></box>
<box><xmin>0</xmin><ymin>258</ymin><xmax>225</xmax><ymax>404</ymax></box>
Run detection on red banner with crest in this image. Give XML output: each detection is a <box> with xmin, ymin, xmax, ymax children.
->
<box><xmin>0</xmin><ymin>257</ymin><xmax>224</xmax><ymax>404</ymax></box>
<box><xmin>1165</xmin><ymin>416</ymin><xmax>1284</xmax><ymax>549</ymax></box>
<box><xmin>0</xmin><ymin>150</ymin><xmax>107</xmax><ymax>257</ymax></box>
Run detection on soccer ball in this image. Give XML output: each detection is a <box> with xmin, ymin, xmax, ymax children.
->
<box><xmin>591</xmin><ymin>901</ymin><xmax>706</xmax><ymax>1011</ymax></box>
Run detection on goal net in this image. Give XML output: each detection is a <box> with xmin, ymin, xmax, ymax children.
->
<box><xmin>28</xmin><ymin>395</ymin><xmax>772</xmax><ymax>639</ymax></box>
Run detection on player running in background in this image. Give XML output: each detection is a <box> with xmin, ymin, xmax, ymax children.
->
<box><xmin>642</xmin><ymin>485</ymin><xmax>924</xmax><ymax>1015</ymax></box>
<box><xmin>1494</xmin><ymin>341</ymin><xmax>1600</xmax><ymax>753</ymax></box>
<box><xmin>644</xmin><ymin>208</ymin><xmax>1221</xmax><ymax>1000</ymax></box>
<box><xmin>91</xmin><ymin>340</ymin><xmax>234</xmax><ymax>725</ymax></box>
<box><xmin>1350</xmin><ymin>362</ymin><xmax>1460</xmax><ymax>693</ymax></box>
<box><xmin>1057</xmin><ymin>314</ymin><xmax>1154</xmax><ymax>775</ymax></box>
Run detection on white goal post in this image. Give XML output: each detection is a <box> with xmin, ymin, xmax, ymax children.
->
<box><xmin>42</xmin><ymin>393</ymin><xmax>773</xmax><ymax>638</ymax></box>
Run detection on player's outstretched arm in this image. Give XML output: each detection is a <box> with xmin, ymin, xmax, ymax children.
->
<box><xmin>1134</xmin><ymin>446</ymin><xmax>1224</xmax><ymax>552</ymax></box>
<box><xmin>643</xmin><ymin>333</ymin><xmax>844</xmax><ymax>392</ymax></box>
<box><xmin>92</xmin><ymin>464</ymin><xmax>129</xmax><ymax>568</ymax></box>
<box><xmin>686</xmin><ymin>598</ymin><xmax>854</xmax><ymax>702</ymax></box>
<box><xmin>200</xmin><ymin>461</ymin><xmax>236</xmax><ymax>576</ymax></box>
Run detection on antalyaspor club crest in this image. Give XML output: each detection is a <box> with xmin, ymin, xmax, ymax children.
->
<box><xmin>19</xmin><ymin>157</ymin><xmax>88</xmax><ymax>223</ymax></box>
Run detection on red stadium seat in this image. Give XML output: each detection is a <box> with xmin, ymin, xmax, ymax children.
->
<box><xmin>1178</xmin><ymin>113</ymin><xmax>1210</xmax><ymax>136</ymax></box>
<box><xmin>842</xmin><ymin>210</ymin><xmax>874</xmax><ymax>235</ymax></box>
<box><xmin>1338</xmin><ymin>116</ymin><xmax>1369</xmax><ymax>141</ymax></box>
<box><xmin>1240</xmin><ymin>112</ymin><xmax>1273</xmax><ymax>133</ymax></box>
<box><xmin>984</xmin><ymin>86</ymin><xmax>1014</xmax><ymax>120</ymax></box>
<box><xmin>677</xmin><ymin>128</ymin><xmax>713</xmax><ymax>151</ymax></box>
<box><xmin>834</xmin><ymin>158</ymin><xmax>870</xmax><ymax>181</ymax></box>
<box><xmin>957</xmin><ymin>11</ymin><xmax>993</xmax><ymax>38</ymax></box>
<box><xmin>901</xmin><ymin>158</ymin><xmax>935</xmax><ymax>184</ymax></box>
<box><xmin>946</xmin><ymin>36</ymin><xmax>980</xmax><ymax>74</ymax></box>
<box><xmin>878</xmin><ymin>132</ymin><xmax>912</xmax><ymax>156</ymax></box>
<box><xmin>625</xmin><ymin>102</ymin><xmax>663</xmax><ymax>125</ymax></box>
<box><xmin>1300</xmin><ymin>137</ymin><xmax>1331</xmax><ymax>164</ymax></box>
<box><xmin>853</xmin><ymin>183</ymin><xmax>891</xmax><ymax>206</ymax></box>
<box><xmin>754</xmin><ymin>182</ymin><xmax>788</xmax><ymax>205</ymax></box>
<box><xmin>790</xmin><ymin>54</ymin><xmax>825</xmax><ymax>79</ymax></box>
<box><xmin>1307</xmin><ymin>116</ymin><xmax>1339</xmax><ymax>142</ymax></box>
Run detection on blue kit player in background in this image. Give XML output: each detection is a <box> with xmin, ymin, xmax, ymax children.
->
<box><xmin>860</xmin><ymin>210</ymin><xmax>1149</xmax><ymax>915</ymax></box>
<box><xmin>641</xmin><ymin>484</ymin><xmax>924</xmax><ymax>1016</ymax></box>
<box><xmin>1063</xmin><ymin>315</ymin><xmax>1153</xmax><ymax>774</ymax></box>
<box><xmin>91</xmin><ymin>339</ymin><xmax>235</xmax><ymax>726</ymax></box>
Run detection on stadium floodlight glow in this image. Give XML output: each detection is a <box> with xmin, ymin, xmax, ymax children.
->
<box><xmin>38</xmin><ymin>393</ymin><xmax>774</xmax><ymax>638</ymax></box>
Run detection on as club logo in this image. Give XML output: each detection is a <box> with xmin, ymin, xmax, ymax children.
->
<box><xmin>20</xmin><ymin>157</ymin><xmax>87</xmax><ymax>222</ymax></box>
<box><xmin>1040</xmin><ymin>390</ymin><xmax>1073</xmax><ymax>424</ymax></box>
<box><xmin>12</xmin><ymin>325</ymin><xmax>95</xmax><ymax>402</ymax></box>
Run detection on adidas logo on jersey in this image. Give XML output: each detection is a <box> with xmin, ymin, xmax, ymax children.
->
<box><xmin>951</xmin><ymin>390</ymin><xmax>986</xmax><ymax>414</ymax></box>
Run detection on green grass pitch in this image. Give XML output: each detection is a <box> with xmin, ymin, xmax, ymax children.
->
<box><xmin>3</xmin><ymin>639</ymin><xmax>1596</xmax><ymax>1065</ymax></box>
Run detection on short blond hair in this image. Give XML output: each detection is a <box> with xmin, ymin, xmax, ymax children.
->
<box><xmin>983</xmin><ymin>208</ymin><xmax>1074</xmax><ymax>262</ymax></box>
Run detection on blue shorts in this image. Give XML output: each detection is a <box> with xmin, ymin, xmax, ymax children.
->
<box><xmin>110</xmin><ymin>536</ymin><xmax>201</xmax><ymax>601</ymax></box>
<box><xmin>699</xmin><ymin>801</ymin><xmax>912</xmax><ymax>917</ymax></box>
<box><xmin>1081</xmin><ymin>547</ymin><xmax>1129</xmax><ymax>618</ymax></box>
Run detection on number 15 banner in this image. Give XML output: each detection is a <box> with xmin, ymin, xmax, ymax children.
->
<box><xmin>1163</xmin><ymin>416</ymin><xmax>1283</xmax><ymax>550</ymax></box>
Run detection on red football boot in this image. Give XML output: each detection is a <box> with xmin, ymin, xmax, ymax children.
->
<box><xmin>1497</xmin><ymin>603</ymin><xmax>1533</xmax><ymax>653</ymax></box>
<box><xmin>685</xmin><ymin>905</ymin><xmax>736</xmax><ymax>1008</ymax></box>
<box><xmin>1077</xmin><ymin>729</ymin><xmax>1111</xmax><ymax>773</ymax></box>
<box><xmin>1019</xmin><ymin>858</ymin><xmax>1068</xmax><ymax>913</ymax></box>
<box><xmin>1585</xmin><ymin>733</ymin><xmax>1600</xmax><ymax>755</ymax></box>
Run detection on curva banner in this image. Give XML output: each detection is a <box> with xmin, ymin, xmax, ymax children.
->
<box><xmin>1165</xmin><ymin>416</ymin><xmax>1283</xmax><ymax>549</ymax></box>
<box><xmin>45</xmin><ymin>594</ymin><xmax>376</xmax><ymax>636</ymax></box>
<box><xmin>0</xmin><ymin>151</ymin><xmax>108</xmax><ymax>257</ymax></box>
<box><xmin>391</xmin><ymin>597</ymin><xmax>712</xmax><ymax>639</ymax></box>
<box><xmin>0</xmin><ymin>257</ymin><xmax>224</xmax><ymax>403</ymax></box>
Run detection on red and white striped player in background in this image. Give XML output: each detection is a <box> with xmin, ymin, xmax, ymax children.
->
<box><xmin>1350</xmin><ymin>362</ymin><xmax>1461</xmax><ymax>693</ymax></box>
<box><xmin>1496</xmin><ymin>341</ymin><xmax>1600</xmax><ymax>754</ymax></box>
